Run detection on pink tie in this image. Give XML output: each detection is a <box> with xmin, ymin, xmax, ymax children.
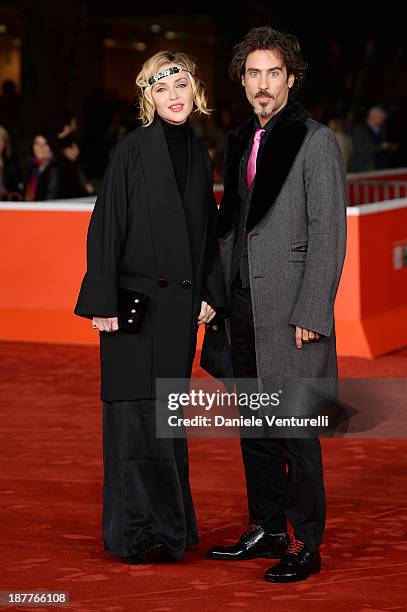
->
<box><xmin>247</xmin><ymin>128</ymin><xmax>265</xmax><ymax>188</ymax></box>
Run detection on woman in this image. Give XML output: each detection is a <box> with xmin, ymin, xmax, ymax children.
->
<box><xmin>0</xmin><ymin>125</ymin><xmax>22</xmax><ymax>200</ymax></box>
<box><xmin>74</xmin><ymin>51</ymin><xmax>226</xmax><ymax>563</ymax></box>
<box><xmin>24</xmin><ymin>132</ymin><xmax>57</xmax><ymax>201</ymax></box>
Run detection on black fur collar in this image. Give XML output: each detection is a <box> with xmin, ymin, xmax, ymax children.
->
<box><xmin>215</xmin><ymin>96</ymin><xmax>309</xmax><ymax>237</ymax></box>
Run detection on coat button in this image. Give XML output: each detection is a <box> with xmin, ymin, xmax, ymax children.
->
<box><xmin>181</xmin><ymin>279</ymin><xmax>192</xmax><ymax>289</ymax></box>
<box><xmin>158</xmin><ymin>277</ymin><xmax>168</xmax><ymax>288</ymax></box>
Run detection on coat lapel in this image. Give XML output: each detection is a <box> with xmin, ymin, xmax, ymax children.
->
<box><xmin>215</xmin><ymin>118</ymin><xmax>252</xmax><ymax>238</ymax></box>
<box><xmin>183</xmin><ymin>128</ymin><xmax>208</xmax><ymax>238</ymax></box>
<box><xmin>216</xmin><ymin>96</ymin><xmax>309</xmax><ymax>237</ymax></box>
<box><xmin>139</xmin><ymin>118</ymin><xmax>193</xmax><ymax>280</ymax></box>
<box><xmin>183</xmin><ymin>128</ymin><xmax>209</xmax><ymax>275</ymax></box>
<box><xmin>247</xmin><ymin>97</ymin><xmax>308</xmax><ymax>231</ymax></box>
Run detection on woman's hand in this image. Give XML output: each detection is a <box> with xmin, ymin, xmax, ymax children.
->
<box><xmin>92</xmin><ymin>317</ymin><xmax>119</xmax><ymax>332</ymax></box>
<box><xmin>197</xmin><ymin>301</ymin><xmax>216</xmax><ymax>325</ymax></box>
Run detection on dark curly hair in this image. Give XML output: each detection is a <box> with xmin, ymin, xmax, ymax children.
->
<box><xmin>229</xmin><ymin>26</ymin><xmax>307</xmax><ymax>94</ymax></box>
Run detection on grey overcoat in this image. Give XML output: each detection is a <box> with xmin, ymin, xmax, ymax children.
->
<box><xmin>215</xmin><ymin>97</ymin><xmax>347</xmax><ymax>378</ymax></box>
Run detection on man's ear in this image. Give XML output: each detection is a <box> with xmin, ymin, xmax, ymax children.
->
<box><xmin>288</xmin><ymin>74</ymin><xmax>295</xmax><ymax>89</ymax></box>
<box><xmin>241</xmin><ymin>75</ymin><xmax>245</xmax><ymax>87</ymax></box>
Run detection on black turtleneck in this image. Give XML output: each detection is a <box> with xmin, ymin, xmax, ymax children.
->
<box><xmin>160</xmin><ymin>116</ymin><xmax>188</xmax><ymax>196</ymax></box>
<box><xmin>160</xmin><ymin>115</ymin><xmax>204</xmax><ymax>274</ymax></box>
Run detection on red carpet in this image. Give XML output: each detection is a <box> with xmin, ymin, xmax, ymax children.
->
<box><xmin>1</xmin><ymin>341</ymin><xmax>407</xmax><ymax>611</ymax></box>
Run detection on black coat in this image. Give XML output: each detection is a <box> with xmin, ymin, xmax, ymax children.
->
<box><xmin>0</xmin><ymin>155</ymin><xmax>22</xmax><ymax>198</ymax></box>
<box><xmin>74</xmin><ymin>118</ymin><xmax>226</xmax><ymax>401</ymax></box>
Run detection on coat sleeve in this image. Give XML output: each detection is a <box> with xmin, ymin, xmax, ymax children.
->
<box><xmin>289</xmin><ymin>127</ymin><xmax>347</xmax><ymax>337</ymax></box>
<box><xmin>44</xmin><ymin>163</ymin><xmax>60</xmax><ymax>200</ymax></box>
<box><xmin>74</xmin><ymin>138</ymin><xmax>130</xmax><ymax>319</ymax></box>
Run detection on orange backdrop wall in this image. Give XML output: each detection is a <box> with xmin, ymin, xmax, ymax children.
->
<box><xmin>1</xmin><ymin>196</ymin><xmax>407</xmax><ymax>358</ymax></box>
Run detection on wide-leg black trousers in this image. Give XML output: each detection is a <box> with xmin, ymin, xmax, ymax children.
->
<box><xmin>230</xmin><ymin>276</ymin><xmax>326</xmax><ymax>551</ymax></box>
<box><xmin>102</xmin><ymin>399</ymin><xmax>198</xmax><ymax>559</ymax></box>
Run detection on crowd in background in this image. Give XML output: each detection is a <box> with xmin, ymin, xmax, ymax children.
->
<box><xmin>0</xmin><ymin>82</ymin><xmax>96</xmax><ymax>202</ymax></box>
<box><xmin>0</xmin><ymin>78</ymin><xmax>405</xmax><ymax>202</ymax></box>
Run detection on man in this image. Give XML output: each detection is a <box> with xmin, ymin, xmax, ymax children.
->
<box><xmin>351</xmin><ymin>105</ymin><xmax>399</xmax><ymax>171</ymax></box>
<box><xmin>208</xmin><ymin>26</ymin><xmax>347</xmax><ymax>583</ymax></box>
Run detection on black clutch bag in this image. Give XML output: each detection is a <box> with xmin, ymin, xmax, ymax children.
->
<box><xmin>117</xmin><ymin>287</ymin><xmax>150</xmax><ymax>332</ymax></box>
<box><xmin>200</xmin><ymin>320</ymin><xmax>234</xmax><ymax>390</ymax></box>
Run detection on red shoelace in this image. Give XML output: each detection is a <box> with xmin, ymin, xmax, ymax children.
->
<box><xmin>286</xmin><ymin>535</ymin><xmax>305</xmax><ymax>555</ymax></box>
<box><xmin>243</xmin><ymin>523</ymin><xmax>262</xmax><ymax>537</ymax></box>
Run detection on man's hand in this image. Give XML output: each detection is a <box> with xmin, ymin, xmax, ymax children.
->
<box><xmin>92</xmin><ymin>317</ymin><xmax>119</xmax><ymax>332</ymax></box>
<box><xmin>295</xmin><ymin>326</ymin><xmax>320</xmax><ymax>349</ymax></box>
<box><xmin>197</xmin><ymin>301</ymin><xmax>216</xmax><ymax>325</ymax></box>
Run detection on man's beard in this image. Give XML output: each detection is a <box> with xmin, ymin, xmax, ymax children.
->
<box><xmin>254</xmin><ymin>105</ymin><xmax>271</xmax><ymax>118</ymax></box>
<box><xmin>253</xmin><ymin>91</ymin><xmax>274</xmax><ymax>118</ymax></box>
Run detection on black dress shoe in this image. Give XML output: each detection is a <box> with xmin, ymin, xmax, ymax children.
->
<box><xmin>264</xmin><ymin>536</ymin><xmax>321</xmax><ymax>582</ymax></box>
<box><xmin>208</xmin><ymin>524</ymin><xmax>289</xmax><ymax>560</ymax></box>
<box><xmin>126</xmin><ymin>543</ymin><xmax>167</xmax><ymax>564</ymax></box>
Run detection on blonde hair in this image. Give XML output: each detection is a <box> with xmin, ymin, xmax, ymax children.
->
<box><xmin>135</xmin><ymin>50</ymin><xmax>211</xmax><ymax>127</ymax></box>
<box><xmin>0</xmin><ymin>125</ymin><xmax>11</xmax><ymax>157</ymax></box>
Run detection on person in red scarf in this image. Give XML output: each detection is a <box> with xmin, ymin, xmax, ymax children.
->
<box><xmin>24</xmin><ymin>132</ymin><xmax>57</xmax><ymax>201</ymax></box>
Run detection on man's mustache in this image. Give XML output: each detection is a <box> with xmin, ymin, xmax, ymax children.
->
<box><xmin>255</xmin><ymin>90</ymin><xmax>274</xmax><ymax>99</ymax></box>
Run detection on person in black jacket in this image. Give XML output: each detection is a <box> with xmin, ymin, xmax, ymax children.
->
<box><xmin>23</xmin><ymin>131</ymin><xmax>57</xmax><ymax>201</ymax></box>
<box><xmin>74</xmin><ymin>50</ymin><xmax>226</xmax><ymax>564</ymax></box>
<box><xmin>52</xmin><ymin>135</ymin><xmax>92</xmax><ymax>199</ymax></box>
<box><xmin>0</xmin><ymin>125</ymin><xmax>22</xmax><ymax>200</ymax></box>
<box><xmin>351</xmin><ymin>106</ymin><xmax>399</xmax><ymax>171</ymax></box>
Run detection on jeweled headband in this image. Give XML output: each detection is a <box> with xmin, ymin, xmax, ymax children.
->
<box><xmin>146</xmin><ymin>66</ymin><xmax>191</xmax><ymax>87</ymax></box>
